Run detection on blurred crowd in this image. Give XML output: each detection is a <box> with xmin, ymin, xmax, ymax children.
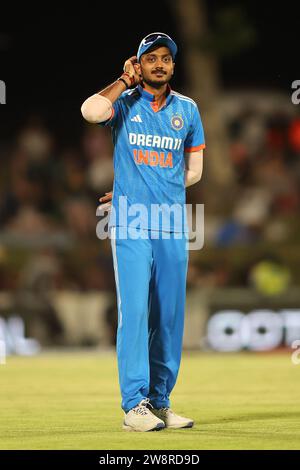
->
<box><xmin>223</xmin><ymin>107</ymin><xmax>300</xmax><ymax>245</ymax></box>
<box><xmin>0</xmin><ymin>99</ymin><xmax>299</xmax><ymax>298</ymax></box>
<box><xmin>0</xmin><ymin>117</ymin><xmax>115</xmax><ymax>293</ymax></box>
<box><xmin>188</xmin><ymin>101</ymin><xmax>300</xmax><ymax>291</ymax></box>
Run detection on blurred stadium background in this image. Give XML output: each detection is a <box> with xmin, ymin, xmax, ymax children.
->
<box><xmin>0</xmin><ymin>0</ymin><xmax>300</xmax><ymax>450</ymax></box>
<box><xmin>1</xmin><ymin>1</ymin><xmax>299</xmax><ymax>355</ymax></box>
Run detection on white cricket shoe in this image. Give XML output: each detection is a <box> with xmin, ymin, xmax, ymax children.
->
<box><xmin>151</xmin><ymin>407</ymin><xmax>194</xmax><ymax>429</ymax></box>
<box><xmin>123</xmin><ymin>398</ymin><xmax>165</xmax><ymax>432</ymax></box>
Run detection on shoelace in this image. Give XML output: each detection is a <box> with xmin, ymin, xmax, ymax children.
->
<box><xmin>159</xmin><ymin>407</ymin><xmax>173</xmax><ymax>415</ymax></box>
<box><xmin>132</xmin><ymin>398</ymin><xmax>153</xmax><ymax>416</ymax></box>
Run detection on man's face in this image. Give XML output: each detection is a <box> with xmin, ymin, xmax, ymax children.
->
<box><xmin>138</xmin><ymin>46</ymin><xmax>175</xmax><ymax>89</ymax></box>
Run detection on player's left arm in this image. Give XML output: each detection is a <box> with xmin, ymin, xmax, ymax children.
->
<box><xmin>184</xmin><ymin>150</ymin><xmax>203</xmax><ymax>187</ymax></box>
<box><xmin>184</xmin><ymin>103</ymin><xmax>205</xmax><ymax>187</ymax></box>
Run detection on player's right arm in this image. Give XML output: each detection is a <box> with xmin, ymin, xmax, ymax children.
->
<box><xmin>81</xmin><ymin>56</ymin><xmax>142</xmax><ymax>124</ymax></box>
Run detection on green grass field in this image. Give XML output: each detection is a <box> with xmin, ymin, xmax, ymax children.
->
<box><xmin>0</xmin><ymin>350</ymin><xmax>299</xmax><ymax>450</ymax></box>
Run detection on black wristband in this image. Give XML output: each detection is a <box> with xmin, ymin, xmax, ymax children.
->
<box><xmin>117</xmin><ymin>77</ymin><xmax>129</xmax><ymax>89</ymax></box>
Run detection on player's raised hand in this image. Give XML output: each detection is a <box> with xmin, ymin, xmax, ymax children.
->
<box><xmin>122</xmin><ymin>56</ymin><xmax>142</xmax><ymax>87</ymax></box>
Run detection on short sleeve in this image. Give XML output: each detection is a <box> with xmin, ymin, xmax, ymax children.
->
<box><xmin>184</xmin><ymin>105</ymin><xmax>206</xmax><ymax>153</ymax></box>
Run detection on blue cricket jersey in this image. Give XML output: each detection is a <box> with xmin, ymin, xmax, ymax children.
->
<box><xmin>100</xmin><ymin>84</ymin><xmax>205</xmax><ymax>232</ymax></box>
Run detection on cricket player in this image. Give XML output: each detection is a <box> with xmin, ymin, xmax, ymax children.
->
<box><xmin>81</xmin><ymin>32</ymin><xmax>205</xmax><ymax>432</ymax></box>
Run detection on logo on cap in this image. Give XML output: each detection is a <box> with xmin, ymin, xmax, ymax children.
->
<box><xmin>137</xmin><ymin>32</ymin><xmax>177</xmax><ymax>61</ymax></box>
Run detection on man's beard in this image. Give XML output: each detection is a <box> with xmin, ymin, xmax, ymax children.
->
<box><xmin>142</xmin><ymin>74</ymin><xmax>170</xmax><ymax>89</ymax></box>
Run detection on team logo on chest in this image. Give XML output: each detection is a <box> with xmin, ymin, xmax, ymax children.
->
<box><xmin>171</xmin><ymin>114</ymin><xmax>184</xmax><ymax>130</ymax></box>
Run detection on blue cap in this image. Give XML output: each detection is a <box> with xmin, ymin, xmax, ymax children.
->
<box><xmin>137</xmin><ymin>32</ymin><xmax>177</xmax><ymax>62</ymax></box>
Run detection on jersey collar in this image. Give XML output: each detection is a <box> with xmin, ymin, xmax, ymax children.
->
<box><xmin>137</xmin><ymin>84</ymin><xmax>173</xmax><ymax>106</ymax></box>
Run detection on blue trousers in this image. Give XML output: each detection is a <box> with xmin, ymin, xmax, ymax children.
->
<box><xmin>110</xmin><ymin>226</ymin><xmax>188</xmax><ymax>412</ymax></box>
